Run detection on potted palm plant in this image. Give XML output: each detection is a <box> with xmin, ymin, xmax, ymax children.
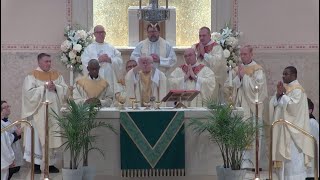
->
<box><xmin>188</xmin><ymin>102</ymin><xmax>258</xmax><ymax>180</ymax></box>
<box><xmin>80</xmin><ymin>102</ymin><xmax>116</xmax><ymax>180</ymax></box>
<box><xmin>52</xmin><ymin>100</ymin><xmax>89</xmax><ymax>180</ymax></box>
<box><xmin>52</xmin><ymin>99</ymin><xmax>116</xmax><ymax>180</ymax></box>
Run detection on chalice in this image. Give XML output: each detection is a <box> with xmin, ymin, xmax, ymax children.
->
<box><xmin>150</xmin><ymin>96</ymin><xmax>156</xmax><ymax>109</ymax></box>
<box><xmin>133</xmin><ymin>101</ymin><xmax>140</xmax><ymax>110</ymax></box>
<box><xmin>155</xmin><ymin>101</ymin><xmax>161</xmax><ymax>110</ymax></box>
<box><xmin>144</xmin><ymin>102</ymin><xmax>151</xmax><ymax>110</ymax></box>
<box><xmin>129</xmin><ymin>97</ymin><xmax>136</xmax><ymax>109</ymax></box>
<box><xmin>118</xmin><ymin>95</ymin><xmax>126</xmax><ymax>110</ymax></box>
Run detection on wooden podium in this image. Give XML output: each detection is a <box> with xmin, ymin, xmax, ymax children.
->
<box><xmin>162</xmin><ymin>90</ymin><xmax>200</xmax><ymax>108</ymax></box>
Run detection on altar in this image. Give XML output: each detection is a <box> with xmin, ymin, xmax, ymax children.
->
<box><xmin>63</xmin><ymin>107</ymin><xmax>240</xmax><ymax>177</ymax></box>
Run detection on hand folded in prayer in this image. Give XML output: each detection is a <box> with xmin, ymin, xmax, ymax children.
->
<box><xmin>150</xmin><ymin>53</ymin><xmax>160</xmax><ymax>63</ymax></box>
<box><xmin>15</xmin><ymin>127</ymin><xmax>22</xmax><ymax>136</ymax></box>
<box><xmin>46</xmin><ymin>81</ymin><xmax>56</xmax><ymax>92</ymax></box>
<box><xmin>188</xmin><ymin>64</ymin><xmax>196</xmax><ymax>80</ymax></box>
<box><xmin>237</xmin><ymin>64</ymin><xmax>244</xmax><ymax>79</ymax></box>
<box><xmin>85</xmin><ymin>98</ymin><xmax>101</xmax><ymax>107</ymax></box>
<box><xmin>276</xmin><ymin>81</ymin><xmax>286</xmax><ymax>99</ymax></box>
<box><xmin>9</xmin><ymin>162</ymin><xmax>15</xmax><ymax>168</ymax></box>
<box><xmin>98</xmin><ymin>54</ymin><xmax>111</xmax><ymax>63</ymax></box>
<box><xmin>198</xmin><ymin>43</ymin><xmax>205</xmax><ymax>57</ymax></box>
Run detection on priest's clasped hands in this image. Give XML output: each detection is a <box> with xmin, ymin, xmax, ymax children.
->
<box><xmin>45</xmin><ymin>81</ymin><xmax>56</xmax><ymax>92</ymax></box>
<box><xmin>276</xmin><ymin>81</ymin><xmax>286</xmax><ymax>99</ymax></box>
<box><xmin>184</xmin><ymin>64</ymin><xmax>197</xmax><ymax>81</ymax></box>
<box><xmin>98</xmin><ymin>54</ymin><xmax>112</xmax><ymax>63</ymax></box>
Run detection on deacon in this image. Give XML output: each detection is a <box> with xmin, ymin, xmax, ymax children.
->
<box><xmin>169</xmin><ymin>48</ymin><xmax>215</xmax><ymax>107</ymax></box>
<box><xmin>73</xmin><ymin>59</ymin><xmax>113</xmax><ymax>107</ymax></box>
<box><xmin>269</xmin><ymin>66</ymin><xmax>314</xmax><ymax>180</ymax></box>
<box><xmin>21</xmin><ymin>53</ymin><xmax>68</xmax><ymax>174</ymax></box>
<box><xmin>125</xmin><ymin>56</ymin><xmax>167</xmax><ymax>107</ymax></box>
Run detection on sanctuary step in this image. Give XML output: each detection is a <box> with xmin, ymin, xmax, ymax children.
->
<box><xmin>11</xmin><ymin>166</ymin><xmax>274</xmax><ymax>180</ymax></box>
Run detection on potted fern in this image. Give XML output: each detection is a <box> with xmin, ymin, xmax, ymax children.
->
<box><xmin>188</xmin><ymin>102</ymin><xmax>258</xmax><ymax>180</ymax></box>
<box><xmin>52</xmin><ymin>99</ymin><xmax>115</xmax><ymax>180</ymax></box>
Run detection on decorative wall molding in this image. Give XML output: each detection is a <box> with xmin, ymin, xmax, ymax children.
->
<box><xmin>1</xmin><ymin>0</ymin><xmax>72</xmax><ymax>51</ymax></box>
<box><xmin>232</xmin><ymin>0</ymin><xmax>319</xmax><ymax>50</ymax></box>
<box><xmin>1</xmin><ymin>44</ymin><xmax>61</xmax><ymax>51</ymax></box>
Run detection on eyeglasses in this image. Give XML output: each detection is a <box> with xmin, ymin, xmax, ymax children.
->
<box><xmin>2</xmin><ymin>105</ymin><xmax>10</xmax><ymax>109</ymax></box>
<box><xmin>94</xmin><ymin>31</ymin><xmax>106</xmax><ymax>34</ymax></box>
<box><xmin>147</xmin><ymin>30</ymin><xmax>159</xmax><ymax>34</ymax></box>
<box><xmin>184</xmin><ymin>54</ymin><xmax>195</xmax><ymax>58</ymax></box>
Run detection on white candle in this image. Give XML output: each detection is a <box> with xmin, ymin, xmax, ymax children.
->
<box><xmin>45</xmin><ymin>82</ymin><xmax>49</xmax><ymax>102</ymax></box>
<box><xmin>255</xmin><ymin>86</ymin><xmax>259</xmax><ymax>103</ymax></box>
<box><xmin>228</xmin><ymin>65</ymin><xmax>232</xmax><ymax>87</ymax></box>
<box><xmin>70</xmin><ymin>65</ymin><xmax>74</xmax><ymax>86</ymax></box>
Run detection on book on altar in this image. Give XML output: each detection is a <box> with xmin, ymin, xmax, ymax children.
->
<box><xmin>161</xmin><ymin>89</ymin><xmax>200</xmax><ymax>102</ymax></box>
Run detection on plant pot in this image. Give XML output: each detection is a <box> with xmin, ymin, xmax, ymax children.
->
<box><xmin>62</xmin><ymin>168</ymin><xmax>83</xmax><ymax>180</ymax></box>
<box><xmin>216</xmin><ymin>166</ymin><xmax>246</xmax><ymax>180</ymax></box>
<box><xmin>81</xmin><ymin>166</ymin><xmax>96</xmax><ymax>180</ymax></box>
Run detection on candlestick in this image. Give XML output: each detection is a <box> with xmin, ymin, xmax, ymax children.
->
<box><xmin>228</xmin><ymin>65</ymin><xmax>232</xmax><ymax>87</ymax></box>
<box><xmin>254</xmin><ymin>86</ymin><xmax>259</xmax><ymax>103</ymax></box>
<box><xmin>45</xmin><ymin>82</ymin><xmax>49</xmax><ymax>102</ymax></box>
<box><xmin>70</xmin><ymin>65</ymin><xmax>74</xmax><ymax>86</ymax></box>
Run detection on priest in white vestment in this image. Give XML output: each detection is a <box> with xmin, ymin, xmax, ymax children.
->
<box><xmin>73</xmin><ymin>59</ymin><xmax>113</xmax><ymax>107</ymax></box>
<box><xmin>114</xmin><ymin>59</ymin><xmax>137</xmax><ymax>105</ymax></box>
<box><xmin>269</xmin><ymin>66</ymin><xmax>314</xmax><ymax>180</ymax></box>
<box><xmin>125</xmin><ymin>56</ymin><xmax>167</xmax><ymax>107</ymax></box>
<box><xmin>169</xmin><ymin>48</ymin><xmax>215</xmax><ymax>107</ymax></box>
<box><xmin>130</xmin><ymin>23</ymin><xmax>177</xmax><ymax>75</ymax></box>
<box><xmin>21</xmin><ymin>53</ymin><xmax>68</xmax><ymax>173</ymax></box>
<box><xmin>81</xmin><ymin>25</ymin><xmax>123</xmax><ymax>96</ymax></box>
<box><xmin>1</xmin><ymin>124</ymin><xmax>15</xmax><ymax>180</ymax></box>
<box><xmin>225</xmin><ymin>45</ymin><xmax>268</xmax><ymax>170</ymax></box>
<box><xmin>192</xmin><ymin>26</ymin><xmax>227</xmax><ymax>103</ymax></box>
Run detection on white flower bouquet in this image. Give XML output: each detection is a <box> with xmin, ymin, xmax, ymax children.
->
<box><xmin>211</xmin><ymin>25</ymin><xmax>242</xmax><ymax>68</ymax></box>
<box><xmin>60</xmin><ymin>25</ymin><xmax>93</xmax><ymax>72</ymax></box>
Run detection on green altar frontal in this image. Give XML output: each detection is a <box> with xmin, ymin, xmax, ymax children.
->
<box><xmin>120</xmin><ymin>111</ymin><xmax>185</xmax><ymax>177</ymax></box>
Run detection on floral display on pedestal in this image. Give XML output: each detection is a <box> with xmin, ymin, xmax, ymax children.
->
<box><xmin>60</xmin><ymin>25</ymin><xmax>94</xmax><ymax>72</ymax></box>
<box><xmin>211</xmin><ymin>25</ymin><xmax>242</xmax><ymax>68</ymax></box>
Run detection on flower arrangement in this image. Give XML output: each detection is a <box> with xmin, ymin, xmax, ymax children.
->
<box><xmin>60</xmin><ymin>25</ymin><xmax>93</xmax><ymax>72</ymax></box>
<box><xmin>211</xmin><ymin>25</ymin><xmax>242</xmax><ymax>68</ymax></box>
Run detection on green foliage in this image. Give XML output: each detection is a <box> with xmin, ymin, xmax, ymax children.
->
<box><xmin>203</xmin><ymin>95</ymin><xmax>225</xmax><ymax>110</ymax></box>
<box><xmin>188</xmin><ymin>104</ymin><xmax>258</xmax><ymax>170</ymax></box>
<box><xmin>52</xmin><ymin>99</ymin><xmax>116</xmax><ymax>169</ymax></box>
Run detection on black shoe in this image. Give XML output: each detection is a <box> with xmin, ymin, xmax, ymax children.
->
<box><xmin>49</xmin><ymin>166</ymin><xmax>60</xmax><ymax>173</ymax></box>
<box><xmin>245</xmin><ymin>168</ymin><xmax>262</xmax><ymax>172</ymax></box>
<box><xmin>34</xmin><ymin>164</ymin><xmax>41</xmax><ymax>174</ymax></box>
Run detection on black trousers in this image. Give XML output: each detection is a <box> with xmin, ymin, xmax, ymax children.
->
<box><xmin>8</xmin><ymin>166</ymin><xmax>20</xmax><ymax>180</ymax></box>
<box><xmin>306</xmin><ymin>177</ymin><xmax>319</xmax><ymax>180</ymax></box>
